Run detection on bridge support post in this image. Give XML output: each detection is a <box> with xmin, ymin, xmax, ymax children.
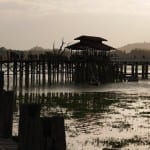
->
<box><xmin>123</xmin><ymin>63</ymin><xmax>127</xmax><ymax>81</ymax></box>
<box><xmin>135</xmin><ymin>63</ymin><xmax>138</xmax><ymax>78</ymax></box>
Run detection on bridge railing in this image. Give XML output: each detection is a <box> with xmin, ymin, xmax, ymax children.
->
<box><xmin>110</xmin><ymin>57</ymin><xmax>150</xmax><ymax>63</ymax></box>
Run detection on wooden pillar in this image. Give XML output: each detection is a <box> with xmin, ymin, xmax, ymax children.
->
<box><xmin>31</xmin><ymin>61</ymin><xmax>34</xmax><ymax>87</ymax></box>
<box><xmin>39</xmin><ymin>61</ymin><xmax>41</xmax><ymax>86</ymax></box>
<box><xmin>0</xmin><ymin>72</ymin><xmax>14</xmax><ymax>138</ymax></box>
<box><xmin>145</xmin><ymin>63</ymin><xmax>148</xmax><ymax>79</ymax></box>
<box><xmin>56</xmin><ymin>63</ymin><xmax>59</xmax><ymax>84</ymax></box>
<box><xmin>13</xmin><ymin>61</ymin><xmax>17</xmax><ymax>88</ymax></box>
<box><xmin>25</xmin><ymin>62</ymin><xmax>29</xmax><ymax>88</ymax></box>
<box><xmin>42</xmin><ymin>61</ymin><xmax>46</xmax><ymax>86</ymax></box>
<box><xmin>64</xmin><ymin>61</ymin><xmax>67</xmax><ymax>83</ymax></box>
<box><xmin>53</xmin><ymin>61</ymin><xmax>55</xmax><ymax>84</ymax></box>
<box><xmin>131</xmin><ymin>64</ymin><xmax>134</xmax><ymax>77</ymax></box>
<box><xmin>0</xmin><ymin>63</ymin><xmax>2</xmax><ymax>71</ymax></box>
<box><xmin>48</xmin><ymin>60</ymin><xmax>51</xmax><ymax>85</ymax></box>
<box><xmin>36</xmin><ymin>61</ymin><xmax>39</xmax><ymax>85</ymax></box>
<box><xmin>142</xmin><ymin>64</ymin><xmax>145</xmax><ymax>79</ymax></box>
<box><xmin>120</xmin><ymin>64</ymin><xmax>123</xmax><ymax>81</ymax></box>
<box><xmin>60</xmin><ymin>61</ymin><xmax>63</xmax><ymax>84</ymax></box>
<box><xmin>0</xmin><ymin>91</ymin><xmax>14</xmax><ymax>138</ymax></box>
<box><xmin>70</xmin><ymin>61</ymin><xmax>72</xmax><ymax>83</ymax></box>
<box><xmin>115</xmin><ymin>64</ymin><xmax>119</xmax><ymax>82</ymax></box>
<box><xmin>32</xmin><ymin>62</ymin><xmax>36</xmax><ymax>87</ymax></box>
<box><xmin>135</xmin><ymin>63</ymin><xmax>138</xmax><ymax>78</ymax></box>
<box><xmin>0</xmin><ymin>71</ymin><xmax>4</xmax><ymax>90</ymax></box>
<box><xmin>72</xmin><ymin>62</ymin><xmax>74</xmax><ymax>82</ymax></box>
<box><xmin>19</xmin><ymin>61</ymin><xmax>23</xmax><ymax>88</ymax></box>
<box><xmin>7</xmin><ymin>62</ymin><xmax>10</xmax><ymax>90</ymax></box>
<box><xmin>124</xmin><ymin>63</ymin><xmax>127</xmax><ymax>81</ymax></box>
<box><xmin>19</xmin><ymin>104</ymin><xmax>41</xmax><ymax>150</ymax></box>
<box><xmin>41</xmin><ymin>117</ymin><xmax>66</xmax><ymax>150</ymax></box>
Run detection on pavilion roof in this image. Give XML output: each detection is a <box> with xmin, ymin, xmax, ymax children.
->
<box><xmin>74</xmin><ymin>35</ymin><xmax>107</xmax><ymax>42</ymax></box>
<box><xmin>66</xmin><ymin>41</ymin><xmax>115</xmax><ymax>51</ymax></box>
<box><xmin>66</xmin><ymin>35</ymin><xmax>115</xmax><ymax>51</ymax></box>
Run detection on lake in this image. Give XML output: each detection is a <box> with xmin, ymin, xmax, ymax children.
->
<box><xmin>8</xmin><ymin>80</ymin><xmax>150</xmax><ymax>149</ymax></box>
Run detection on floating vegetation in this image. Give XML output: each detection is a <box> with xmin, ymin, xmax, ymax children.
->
<box><xmin>112</xmin><ymin>121</ymin><xmax>131</xmax><ymax>130</ymax></box>
<box><xmin>102</xmin><ymin>136</ymin><xmax>150</xmax><ymax>149</ymax></box>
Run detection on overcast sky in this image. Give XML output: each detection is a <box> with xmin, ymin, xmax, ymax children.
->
<box><xmin>1</xmin><ymin>0</ymin><xmax>150</xmax><ymax>50</ymax></box>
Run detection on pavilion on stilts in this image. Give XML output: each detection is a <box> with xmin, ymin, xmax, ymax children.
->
<box><xmin>66</xmin><ymin>35</ymin><xmax>116</xmax><ymax>84</ymax></box>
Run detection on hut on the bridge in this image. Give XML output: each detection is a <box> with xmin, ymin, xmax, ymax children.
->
<box><xmin>66</xmin><ymin>35</ymin><xmax>115</xmax><ymax>58</ymax></box>
<box><xmin>66</xmin><ymin>35</ymin><xmax>116</xmax><ymax>84</ymax></box>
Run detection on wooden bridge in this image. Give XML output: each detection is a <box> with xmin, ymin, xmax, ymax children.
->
<box><xmin>1</xmin><ymin>35</ymin><xmax>150</xmax><ymax>89</ymax></box>
<box><xmin>0</xmin><ymin>58</ymin><xmax>150</xmax><ymax>89</ymax></box>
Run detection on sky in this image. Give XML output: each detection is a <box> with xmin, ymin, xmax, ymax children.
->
<box><xmin>1</xmin><ymin>0</ymin><xmax>150</xmax><ymax>50</ymax></box>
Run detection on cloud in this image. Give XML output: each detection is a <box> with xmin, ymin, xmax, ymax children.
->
<box><xmin>23</xmin><ymin>0</ymin><xmax>150</xmax><ymax>16</ymax></box>
<box><xmin>0</xmin><ymin>0</ymin><xmax>47</xmax><ymax>17</ymax></box>
<box><xmin>1</xmin><ymin>0</ymin><xmax>150</xmax><ymax>16</ymax></box>
<box><xmin>0</xmin><ymin>1</ymin><xmax>34</xmax><ymax>16</ymax></box>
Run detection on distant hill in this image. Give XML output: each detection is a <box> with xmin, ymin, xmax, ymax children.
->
<box><xmin>119</xmin><ymin>42</ymin><xmax>150</xmax><ymax>53</ymax></box>
<box><xmin>0</xmin><ymin>47</ymin><xmax>7</xmax><ymax>59</ymax></box>
<box><xmin>0</xmin><ymin>47</ymin><xmax>7</xmax><ymax>53</ymax></box>
<box><xmin>28</xmin><ymin>46</ymin><xmax>51</xmax><ymax>55</ymax></box>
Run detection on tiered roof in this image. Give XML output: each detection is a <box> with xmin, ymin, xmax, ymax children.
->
<box><xmin>66</xmin><ymin>35</ymin><xmax>115</xmax><ymax>51</ymax></box>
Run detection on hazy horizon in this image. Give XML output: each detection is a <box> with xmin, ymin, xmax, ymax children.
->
<box><xmin>1</xmin><ymin>0</ymin><xmax>150</xmax><ymax>50</ymax></box>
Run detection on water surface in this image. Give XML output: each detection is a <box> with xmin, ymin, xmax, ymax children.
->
<box><xmin>11</xmin><ymin>80</ymin><xmax>150</xmax><ymax>149</ymax></box>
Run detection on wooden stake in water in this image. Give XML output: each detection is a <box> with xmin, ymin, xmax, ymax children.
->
<box><xmin>19</xmin><ymin>104</ymin><xmax>41</xmax><ymax>150</ymax></box>
<box><xmin>0</xmin><ymin>71</ymin><xmax>4</xmax><ymax>90</ymax></box>
<box><xmin>41</xmin><ymin>116</ymin><xmax>66</xmax><ymax>150</ymax></box>
<box><xmin>0</xmin><ymin>72</ymin><xmax>14</xmax><ymax>138</ymax></box>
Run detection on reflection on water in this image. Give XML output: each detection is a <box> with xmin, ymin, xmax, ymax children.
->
<box><xmin>12</xmin><ymin>80</ymin><xmax>150</xmax><ymax>149</ymax></box>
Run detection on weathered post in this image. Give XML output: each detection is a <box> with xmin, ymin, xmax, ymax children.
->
<box><xmin>48</xmin><ymin>60</ymin><xmax>51</xmax><ymax>85</ymax></box>
<box><xmin>25</xmin><ymin>62</ymin><xmax>29</xmax><ymax>88</ymax></box>
<box><xmin>131</xmin><ymin>64</ymin><xmax>134</xmax><ymax>77</ymax></box>
<box><xmin>0</xmin><ymin>71</ymin><xmax>4</xmax><ymax>90</ymax></box>
<box><xmin>19</xmin><ymin>104</ymin><xmax>41</xmax><ymax>150</ymax></box>
<box><xmin>31</xmin><ymin>61</ymin><xmax>34</xmax><ymax>86</ymax></box>
<box><xmin>145</xmin><ymin>63</ymin><xmax>148</xmax><ymax>79</ymax></box>
<box><xmin>142</xmin><ymin>64</ymin><xmax>145</xmax><ymax>79</ymax></box>
<box><xmin>116</xmin><ymin>64</ymin><xmax>119</xmax><ymax>82</ymax></box>
<box><xmin>120</xmin><ymin>64</ymin><xmax>123</xmax><ymax>82</ymax></box>
<box><xmin>39</xmin><ymin>61</ymin><xmax>41</xmax><ymax>86</ymax></box>
<box><xmin>42</xmin><ymin>60</ymin><xmax>46</xmax><ymax>86</ymax></box>
<box><xmin>7</xmin><ymin>62</ymin><xmax>10</xmax><ymax>90</ymax></box>
<box><xmin>135</xmin><ymin>63</ymin><xmax>138</xmax><ymax>79</ymax></box>
<box><xmin>19</xmin><ymin>62</ymin><xmax>23</xmax><ymax>88</ymax></box>
<box><xmin>0</xmin><ymin>71</ymin><xmax>14</xmax><ymax>138</ymax></box>
<box><xmin>41</xmin><ymin>116</ymin><xmax>66</xmax><ymax>150</ymax></box>
<box><xmin>13</xmin><ymin>61</ymin><xmax>17</xmax><ymax>88</ymax></box>
<box><xmin>124</xmin><ymin>63</ymin><xmax>127</xmax><ymax>81</ymax></box>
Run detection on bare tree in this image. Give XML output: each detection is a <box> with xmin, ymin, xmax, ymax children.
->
<box><xmin>52</xmin><ymin>39</ymin><xmax>66</xmax><ymax>56</ymax></box>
